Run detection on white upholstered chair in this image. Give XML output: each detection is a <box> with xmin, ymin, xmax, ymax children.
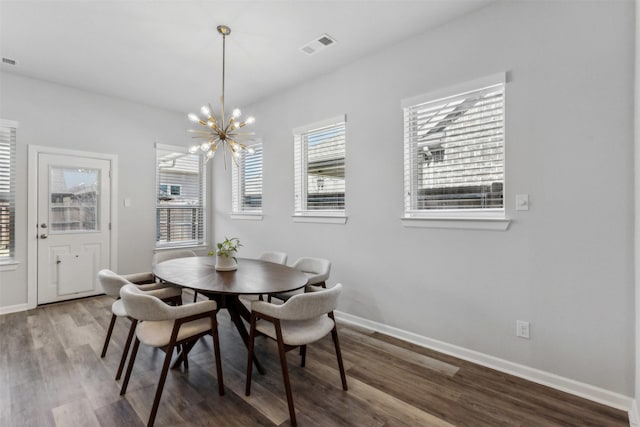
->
<box><xmin>98</xmin><ymin>269</ymin><xmax>183</xmax><ymax>380</ymax></box>
<box><xmin>270</xmin><ymin>257</ymin><xmax>331</xmax><ymax>302</ymax></box>
<box><xmin>258</xmin><ymin>251</ymin><xmax>288</xmax><ymax>265</ymax></box>
<box><xmin>153</xmin><ymin>249</ymin><xmax>198</xmax><ymax>301</ymax></box>
<box><xmin>119</xmin><ymin>284</ymin><xmax>224</xmax><ymax>427</ymax></box>
<box><xmin>245</xmin><ymin>283</ymin><xmax>347</xmax><ymax>427</ymax></box>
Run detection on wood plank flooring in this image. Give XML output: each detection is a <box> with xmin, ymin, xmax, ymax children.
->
<box><xmin>0</xmin><ymin>294</ymin><xmax>629</xmax><ymax>426</ymax></box>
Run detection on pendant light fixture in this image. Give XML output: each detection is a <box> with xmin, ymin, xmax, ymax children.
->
<box><xmin>188</xmin><ymin>25</ymin><xmax>255</xmax><ymax>166</ymax></box>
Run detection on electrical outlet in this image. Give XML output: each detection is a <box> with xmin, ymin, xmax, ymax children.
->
<box><xmin>516</xmin><ymin>320</ymin><xmax>530</xmax><ymax>339</ymax></box>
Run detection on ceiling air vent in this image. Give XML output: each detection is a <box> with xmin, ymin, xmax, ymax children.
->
<box><xmin>299</xmin><ymin>33</ymin><xmax>337</xmax><ymax>56</ymax></box>
<box><xmin>2</xmin><ymin>57</ymin><xmax>16</xmax><ymax>65</ymax></box>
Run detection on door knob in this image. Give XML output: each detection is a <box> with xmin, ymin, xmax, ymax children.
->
<box><xmin>40</xmin><ymin>233</ymin><xmax>48</xmax><ymax>239</ymax></box>
<box><xmin>40</xmin><ymin>223</ymin><xmax>48</xmax><ymax>228</ymax></box>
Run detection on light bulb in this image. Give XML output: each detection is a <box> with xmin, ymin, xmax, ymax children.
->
<box><xmin>232</xmin><ymin>108</ymin><xmax>241</xmax><ymax>118</ymax></box>
<box><xmin>233</xmin><ymin>122</ymin><xmax>240</xmax><ymax>129</ymax></box>
<box><xmin>188</xmin><ymin>113</ymin><xmax>200</xmax><ymax>122</ymax></box>
<box><xmin>201</xmin><ymin>105</ymin><xmax>210</xmax><ymax>116</ymax></box>
<box><xmin>206</xmin><ymin>150</ymin><xmax>216</xmax><ymax>159</ymax></box>
<box><xmin>246</xmin><ymin>116</ymin><xmax>255</xmax><ymax>124</ymax></box>
<box><xmin>200</xmin><ymin>142</ymin><xmax>210</xmax><ymax>151</ymax></box>
<box><xmin>247</xmin><ymin>147</ymin><xmax>255</xmax><ymax>154</ymax></box>
<box><xmin>207</xmin><ymin>120</ymin><xmax>215</xmax><ymax>127</ymax></box>
<box><xmin>233</xmin><ymin>151</ymin><xmax>241</xmax><ymax>158</ymax></box>
<box><xmin>188</xmin><ymin>145</ymin><xmax>199</xmax><ymax>154</ymax></box>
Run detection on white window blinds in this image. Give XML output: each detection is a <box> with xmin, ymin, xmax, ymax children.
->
<box><xmin>232</xmin><ymin>142</ymin><xmax>263</xmax><ymax>213</ymax></box>
<box><xmin>156</xmin><ymin>144</ymin><xmax>206</xmax><ymax>248</ymax></box>
<box><xmin>294</xmin><ymin>116</ymin><xmax>346</xmax><ymax>215</ymax></box>
<box><xmin>0</xmin><ymin>122</ymin><xmax>16</xmax><ymax>260</ymax></box>
<box><xmin>403</xmin><ymin>74</ymin><xmax>505</xmax><ymax>217</ymax></box>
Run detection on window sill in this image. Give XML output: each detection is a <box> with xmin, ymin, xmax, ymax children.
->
<box><xmin>292</xmin><ymin>215</ymin><xmax>348</xmax><ymax>224</ymax></box>
<box><xmin>401</xmin><ymin>217</ymin><xmax>510</xmax><ymax>231</ymax></box>
<box><xmin>230</xmin><ymin>213</ymin><xmax>263</xmax><ymax>221</ymax></box>
<box><xmin>0</xmin><ymin>260</ymin><xmax>20</xmax><ymax>272</ymax></box>
<box><xmin>155</xmin><ymin>244</ymin><xmax>208</xmax><ymax>252</ymax></box>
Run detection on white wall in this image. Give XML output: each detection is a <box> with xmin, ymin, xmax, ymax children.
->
<box><xmin>213</xmin><ymin>1</ymin><xmax>636</xmax><ymax>395</ymax></box>
<box><xmin>635</xmin><ymin>0</ymin><xmax>640</xmax><ymax>409</ymax></box>
<box><xmin>0</xmin><ymin>72</ymin><xmax>197</xmax><ymax>308</ymax></box>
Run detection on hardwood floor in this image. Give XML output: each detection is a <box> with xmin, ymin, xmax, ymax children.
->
<box><xmin>0</xmin><ymin>294</ymin><xmax>629</xmax><ymax>426</ymax></box>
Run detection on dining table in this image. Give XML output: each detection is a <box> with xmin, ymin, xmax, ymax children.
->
<box><xmin>152</xmin><ymin>256</ymin><xmax>308</xmax><ymax>374</ymax></box>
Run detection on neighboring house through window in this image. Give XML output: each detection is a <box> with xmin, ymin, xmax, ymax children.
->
<box><xmin>232</xmin><ymin>141</ymin><xmax>263</xmax><ymax>215</ymax></box>
<box><xmin>156</xmin><ymin>143</ymin><xmax>206</xmax><ymax>248</ymax></box>
<box><xmin>0</xmin><ymin>120</ymin><xmax>16</xmax><ymax>262</ymax></box>
<box><xmin>403</xmin><ymin>73</ymin><xmax>505</xmax><ymax>218</ymax></box>
<box><xmin>293</xmin><ymin>116</ymin><xmax>346</xmax><ymax>219</ymax></box>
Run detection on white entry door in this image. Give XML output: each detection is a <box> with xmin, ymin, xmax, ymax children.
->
<box><xmin>37</xmin><ymin>153</ymin><xmax>112</xmax><ymax>304</ymax></box>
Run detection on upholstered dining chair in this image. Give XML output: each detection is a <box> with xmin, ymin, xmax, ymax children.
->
<box><xmin>258</xmin><ymin>251</ymin><xmax>288</xmax><ymax>265</ymax></box>
<box><xmin>119</xmin><ymin>284</ymin><xmax>224</xmax><ymax>427</ymax></box>
<box><xmin>113</xmin><ymin>249</ymin><xmax>198</xmax><ymax>295</ymax></box>
<box><xmin>245</xmin><ymin>284</ymin><xmax>347</xmax><ymax>427</ymax></box>
<box><xmin>270</xmin><ymin>257</ymin><xmax>331</xmax><ymax>302</ymax></box>
<box><xmin>153</xmin><ymin>249</ymin><xmax>198</xmax><ymax>301</ymax></box>
<box><xmin>98</xmin><ymin>269</ymin><xmax>183</xmax><ymax>381</ymax></box>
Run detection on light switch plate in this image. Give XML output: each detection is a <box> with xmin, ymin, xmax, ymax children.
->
<box><xmin>124</xmin><ymin>198</ymin><xmax>132</xmax><ymax>208</ymax></box>
<box><xmin>515</xmin><ymin>194</ymin><xmax>529</xmax><ymax>211</ymax></box>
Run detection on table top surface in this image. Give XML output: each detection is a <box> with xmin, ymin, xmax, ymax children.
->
<box><xmin>152</xmin><ymin>257</ymin><xmax>308</xmax><ymax>295</ymax></box>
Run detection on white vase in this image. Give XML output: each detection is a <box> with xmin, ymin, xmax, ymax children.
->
<box><xmin>215</xmin><ymin>254</ymin><xmax>237</xmax><ymax>271</ymax></box>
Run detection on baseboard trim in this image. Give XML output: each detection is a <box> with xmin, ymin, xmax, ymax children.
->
<box><xmin>335</xmin><ymin>310</ymin><xmax>633</xmax><ymax>413</ymax></box>
<box><xmin>630</xmin><ymin>400</ymin><xmax>638</xmax><ymax>427</ymax></box>
<box><xmin>0</xmin><ymin>303</ymin><xmax>29</xmax><ymax>315</ymax></box>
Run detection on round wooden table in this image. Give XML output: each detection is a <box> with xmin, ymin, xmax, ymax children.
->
<box><xmin>152</xmin><ymin>257</ymin><xmax>308</xmax><ymax>373</ymax></box>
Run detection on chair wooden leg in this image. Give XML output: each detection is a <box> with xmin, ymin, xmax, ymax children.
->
<box><xmin>300</xmin><ymin>345</ymin><xmax>307</xmax><ymax>367</ymax></box>
<box><xmin>147</xmin><ymin>342</ymin><xmax>175</xmax><ymax>427</ymax></box>
<box><xmin>101</xmin><ymin>313</ymin><xmax>117</xmax><ymax>358</ymax></box>
<box><xmin>116</xmin><ymin>319</ymin><xmax>138</xmax><ymax>380</ymax></box>
<box><xmin>182</xmin><ymin>343</ymin><xmax>189</xmax><ymax>370</ymax></box>
<box><xmin>331</xmin><ymin>326</ymin><xmax>348</xmax><ymax>391</ymax></box>
<box><xmin>210</xmin><ymin>313</ymin><xmax>225</xmax><ymax>396</ymax></box>
<box><xmin>245</xmin><ymin>314</ymin><xmax>257</xmax><ymax>396</ymax></box>
<box><xmin>120</xmin><ymin>337</ymin><xmax>140</xmax><ymax>395</ymax></box>
<box><xmin>275</xmin><ymin>320</ymin><xmax>297</xmax><ymax>427</ymax></box>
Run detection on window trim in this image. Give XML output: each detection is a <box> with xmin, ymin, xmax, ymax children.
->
<box><xmin>401</xmin><ymin>72</ymin><xmax>507</xmax><ymax>224</ymax></box>
<box><xmin>155</xmin><ymin>142</ymin><xmax>207</xmax><ymax>249</ymax></box>
<box><xmin>0</xmin><ymin>119</ymin><xmax>17</xmax><ymax>264</ymax></box>
<box><xmin>231</xmin><ymin>140</ymin><xmax>263</xmax><ymax>219</ymax></box>
<box><xmin>293</xmin><ymin>115</ymin><xmax>347</xmax><ymax>221</ymax></box>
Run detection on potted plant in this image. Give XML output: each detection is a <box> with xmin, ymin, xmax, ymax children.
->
<box><xmin>211</xmin><ymin>237</ymin><xmax>242</xmax><ymax>271</ymax></box>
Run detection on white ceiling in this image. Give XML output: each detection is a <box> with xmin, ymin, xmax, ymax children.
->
<box><xmin>0</xmin><ymin>0</ymin><xmax>492</xmax><ymax>115</ymax></box>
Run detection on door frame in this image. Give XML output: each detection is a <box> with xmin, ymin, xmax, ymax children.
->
<box><xmin>27</xmin><ymin>145</ymin><xmax>118</xmax><ymax>309</ymax></box>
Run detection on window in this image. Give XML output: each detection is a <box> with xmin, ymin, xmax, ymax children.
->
<box><xmin>293</xmin><ymin>116</ymin><xmax>346</xmax><ymax>219</ymax></box>
<box><xmin>232</xmin><ymin>142</ymin><xmax>263</xmax><ymax>215</ymax></box>
<box><xmin>156</xmin><ymin>144</ymin><xmax>206</xmax><ymax>248</ymax></box>
<box><xmin>403</xmin><ymin>73</ymin><xmax>505</xmax><ymax>219</ymax></box>
<box><xmin>0</xmin><ymin>121</ymin><xmax>16</xmax><ymax>261</ymax></box>
<box><xmin>159</xmin><ymin>184</ymin><xmax>182</xmax><ymax>197</ymax></box>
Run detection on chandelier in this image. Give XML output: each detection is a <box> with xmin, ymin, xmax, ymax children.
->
<box><xmin>188</xmin><ymin>25</ymin><xmax>255</xmax><ymax>166</ymax></box>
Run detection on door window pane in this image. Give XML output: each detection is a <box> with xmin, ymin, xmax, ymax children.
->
<box><xmin>49</xmin><ymin>167</ymin><xmax>100</xmax><ymax>232</ymax></box>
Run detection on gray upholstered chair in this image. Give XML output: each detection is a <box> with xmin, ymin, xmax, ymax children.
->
<box><xmin>270</xmin><ymin>257</ymin><xmax>331</xmax><ymax>302</ymax></box>
<box><xmin>98</xmin><ymin>269</ymin><xmax>182</xmax><ymax>380</ymax></box>
<box><xmin>258</xmin><ymin>251</ymin><xmax>288</xmax><ymax>265</ymax></box>
<box><xmin>245</xmin><ymin>283</ymin><xmax>347</xmax><ymax>427</ymax></box>
<box><xmin>153</xmin><ymin>249</ymin><xmax>198</xmax><ymax>301</ymax></box>
<box><xmin>152</xmin><ymin>249</ymin><xmax>198</xmax><ymax>266</ymax></box>
<box><xmin>119</xmin><ymin>284</ymin><xmax>224</xmax><ymax>427</ymax></box>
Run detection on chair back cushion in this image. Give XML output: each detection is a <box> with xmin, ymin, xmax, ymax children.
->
<box><xmin>152</xmin><ymin>249</ymin><xmax>197</xmax><ymax>266</ymax></box>
<box><xmin>98</xmin><ymin>269</ymin><xmax>132</xmax><ymax>299</ymax></box>
<box><xmin>258</xmin><ymin>251</ymin><xmax>288</xmax><ymax>265</ymax></box>
<box><xmin>291</xmin><ymin>257</ymin><xmax>331</xmax><ymax>283</ymax></box>
<box><xmin>265</xmin><ymin>283</ymin><xmax>342</xmax><ymax>321</ymax></box>
<box><xmin>120</xmin><ymin>284</ymin><xmax>173</xmax><ymax>321</ymax></box>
